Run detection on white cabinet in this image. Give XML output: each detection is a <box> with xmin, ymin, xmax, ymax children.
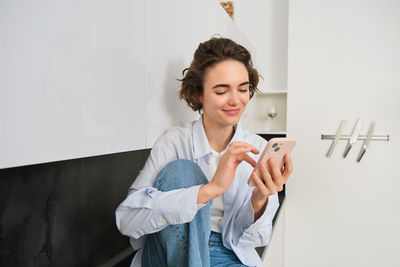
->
<box><xmin>232</xmin><ymin>0</ymin><xmax>289</xmax><ymax>93</ymax></box>
<box><xmin>275</xmin><ymin>0</ymin><xmax>400</xmax><ymax>266</ymax></box>
<box><xmin>0</xmin><ymin>0</ymin><xmax>255</xmax><ymax>168</ymax></box>
<box><xmin>0</xmin><ymin>0</ymin><xmax>147</xmax><ymax>169</ymax></box>
<box><xmin>238</xmin><ymin>1</ymin><xmax>400</xmax><ymax>266</ymax></box>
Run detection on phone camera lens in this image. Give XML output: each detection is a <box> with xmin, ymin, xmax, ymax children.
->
<box><xmin>274</xmin><ymin>147</ymin><xmax>280</xmax><ymax>152</ymax></box>
<box><xmin>272</xmin><ymin>143</ymin><xmax>278</xmax><ymax>148</ymax></box>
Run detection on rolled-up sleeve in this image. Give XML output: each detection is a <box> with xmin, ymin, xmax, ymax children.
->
<box><xmin>234</xmin><ymin>193</ymin><xmax>280</xmax><ymax>248</ymax></box>
<box><xmin>115</xmin><ymin>129</ymin><xmax>206</xmax><ymax>242</ymax></box>
<box><xmin>115</xmin><ymin>184</ymin><xmax>202</xmax><ymax>238</ymax></box>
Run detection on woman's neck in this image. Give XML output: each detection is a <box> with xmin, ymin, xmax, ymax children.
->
<box><xmin>202</xmin><ymin>115</ymin><xmax>235</xmax><ymax>153</ymax></box>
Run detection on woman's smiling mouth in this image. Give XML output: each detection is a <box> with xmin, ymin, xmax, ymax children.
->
<box><xmin>223</xmin><ymin>108</ymin><xmax>241</xmax><ymax>115</ymax></box>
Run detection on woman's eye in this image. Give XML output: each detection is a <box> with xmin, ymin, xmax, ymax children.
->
<box><xmin>216</xmin><ymin>91</ymin><xmax>226</xmax><ymax>95</ymax></box>
<box><xmin>239</xmin><ymin>88</ymin><xmax>249</xmax><ymax>93</ymax></box>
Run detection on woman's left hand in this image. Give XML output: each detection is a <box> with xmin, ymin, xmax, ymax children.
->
<box><xmin>250</xmin><ymin>153</ymin><xmax>293</xmax><ymax>219</ymax></box>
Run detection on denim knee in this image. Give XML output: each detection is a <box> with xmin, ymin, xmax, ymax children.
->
<box><xmin>154</xmin><ymin>159</ymin><xmax>208</xmax><ymax>191</ymax></box>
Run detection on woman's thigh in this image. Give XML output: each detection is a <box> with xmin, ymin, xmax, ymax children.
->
<box><xmin>209</xmin><ymin>232</ymin><xmax>247</xmax><ymax>267</ymax></box>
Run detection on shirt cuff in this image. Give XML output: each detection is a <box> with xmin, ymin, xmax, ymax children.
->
<box><xmin>148</xmin><ymin>184</ymin><xmax>202</xmax><ymax>226</ymax></box>
<box><xmin>124</xmin><ymin>185</ymin><xmax>203</xmax><ymax>239</ymax></box>
<box><xmin>246</xmin><ymin>193</ymin><xmax>279</xmax><ymax>233</ymax></box>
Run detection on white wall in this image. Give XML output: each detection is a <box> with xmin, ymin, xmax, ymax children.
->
<box><xmin>0</xmin><ymin>0</ymin><xmax>251</xmax><ymax>169</ymax></box>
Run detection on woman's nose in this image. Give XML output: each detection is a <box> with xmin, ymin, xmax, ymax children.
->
<box><xmin>228</xmin><ymin>91</ymin><xmax>240</xmax><ymax>105</ymax></box>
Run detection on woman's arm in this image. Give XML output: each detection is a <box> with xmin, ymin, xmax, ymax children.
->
<box><xmin>251</xmin><ymin>198</ymin><xmax>268</xmax><ymax>222</ymax></box>
<box><xmin>197</xmin><ymin>141</ymin><xmax>259</xmax><ymax>204</ymax></box>
<box><xmin>251</xmin><ymin>153</ymin><xmax>293</xmax><ymax>221</ymax></box>
<box><xmin>115</xmin><ymin>134</ymin><xmax>204</xmax><ymax>239</ymax></box>
<box><xmin>116</xmin><ymin>185</ymin><xmax>203</xmax><ymax>238</ymax></box>
<box><xmin>233</xmin><ymin>153</ymin><xmax>293</xmax><ymax>247</ymax></box>
<box><xmin>235</xmin><ymin>193</ymin><xmax>280</xmax><ymax>247</ymax></box>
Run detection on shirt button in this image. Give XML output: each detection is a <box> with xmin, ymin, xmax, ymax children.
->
<box><xmin>226</xmin><ymin>197</ymin><xmax>230</xmax><ymax>202</ymax></box>
<box><xmin>161</xmin><ymin>219</ymin><xmax>167</xmax><ymax>225</ymax></box>
<box><xmin>139</xmin><ymin>230</ymin><xmax>144</xmax><ymax>235</ymax></box>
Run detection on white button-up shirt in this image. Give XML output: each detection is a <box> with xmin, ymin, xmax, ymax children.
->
<box><xmin>115</xmin><ymin>117</ymin><xmax>279</xmax><ymax>267</ymax></box>
<box><xmin>208</xmin><ymin>149</ymin><xmax>224</xmax><ymax>233</ymax></box>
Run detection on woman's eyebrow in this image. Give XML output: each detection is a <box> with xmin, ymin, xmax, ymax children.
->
<box><xmin>212</xmin><ymin>83</ymin><xmax>230</xmax><ymax>89</ymax></box>
<box><xmin>212</xmin><ymin>81</ymin><xmax>250</xmax><ymax>89</ymax></box>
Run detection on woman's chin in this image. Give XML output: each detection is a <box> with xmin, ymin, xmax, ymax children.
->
<box><xmin>222</xmin><ymin>116</ymin><xmax>241</xmax><ymax>126</ymax></box>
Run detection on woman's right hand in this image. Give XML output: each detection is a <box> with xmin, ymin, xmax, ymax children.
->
<box><xmin>197</xmin><ymin>141</ymin><xmax>258</xmax><ymax>204</ymax></box>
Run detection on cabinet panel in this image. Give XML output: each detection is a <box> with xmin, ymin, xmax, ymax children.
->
<box><xmin>0</xmin><ymin>0</ymin><xmax>146</xmax><ymax>168</ymax></box>
<box><xmin>286</xmin><ymin>1</ymin><xmax>400</xmax><ymax>266</ymax></box>
<box><xmin>233</xmin><ymin>0</ymin><xmax>288</xmax><ymax>92</ymax></box>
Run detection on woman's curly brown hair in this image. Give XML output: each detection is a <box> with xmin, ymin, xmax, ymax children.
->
<box><xmin>179</xmin><ymin>37</ymin><xmax>260</xmax><ymax>112</ymax></box>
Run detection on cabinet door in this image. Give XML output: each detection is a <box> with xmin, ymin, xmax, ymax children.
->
<box><xmin>284</xmin><ymin>0</ymin><xmax>400</xmax><ymax>266</ymax></box>
<box><xmin>0</xmin><ymin>0</ymin><xmax>147</xmax><ymax>169</ymax></box>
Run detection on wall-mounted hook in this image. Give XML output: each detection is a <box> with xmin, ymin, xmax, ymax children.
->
<box><xmin>357</xmin><ymin>122</ymin><xmax>375</xmax><ymax>162</ymax></box>
<box><xmin>326</xmin><ymin>120</ymin><xmax>346</xmax><ymax>157</ymax></box>
<box><xmin>322</xmin><ymin>120</ymin><xmax>389</xmax><ymax>162</ymax></box>
<box><xmin>343</xmin><ymin>119</ymin><xmax>362</xmax><ymax>158</ymax></box>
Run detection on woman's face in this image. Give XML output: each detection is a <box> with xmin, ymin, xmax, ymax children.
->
<box><xmin>200</xmin><ymin>59</ymin><xmax>250</xmax><ymax>128</ymax></box>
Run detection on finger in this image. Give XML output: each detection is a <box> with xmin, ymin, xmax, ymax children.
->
<box><xmin>273</xmin><ymin>175</ymin><xmax>285</xmax><ymax>192</ymax></box>
<box><xmin>268</xmin><ymin>158</ymin><xmax>283</xmax><ymax>182</ymax></box>
<box><xmin>282</xmin><ymin>153</ymin><xmax>293</xmax><ymax>179</ymax></box>
<box><xmin>230</xmin><ymin>141</ymin><xmax>250</xmax><ymax>147</ymax></box>
<box><xmin>225</xmin><ymin>146</ymin><xmax>259</xmax><ymax>168</ymax></box>
<box><xmin>230</xmin><ymin>142</ymin><xmax>259</xmax><ymax>154</ymax></box>
<box><xmin>241</xmin><ymin>153</ymin><xmax>257</xmax><ymax>168</ymax></box>
<box><xmin>259</xmin><ymin>162</ymin><xmax>276</xmax><ymax>190</ymax></box>
<box><xmin>268</xmin><ymin>161</ymin><xmax>284</xmax><ymax>190</ymax></box>
<box><xmin>250</xmin><ymin>146</ymin><xmax>260</xmax><ymax>154</ymax></box>
<box><xmin>251</xmin><ymin>171</ymin><xmax>268</xmax><ymax>195</ymax></box>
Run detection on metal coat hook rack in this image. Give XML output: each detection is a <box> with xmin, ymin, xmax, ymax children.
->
<box><xmin>322</xmin><ymin>120</ymin><xmax>389</xmax><ymax>162</ymax></box>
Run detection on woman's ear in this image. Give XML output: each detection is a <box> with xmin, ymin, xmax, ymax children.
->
<box><xmin>196</xmin><ymin>91</ymin><xmax>203</xmax><ymax>104</ymax></box>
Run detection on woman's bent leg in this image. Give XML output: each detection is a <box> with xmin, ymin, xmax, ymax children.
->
<box><xmin>142</xmin><ymin>159</ymin><xmax>211</xmax><ymax>267</ymax></box>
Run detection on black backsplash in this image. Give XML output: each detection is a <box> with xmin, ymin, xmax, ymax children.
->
<box><xmin>0</xmin><ymin>149</ymin><xmax>150</xmax><ymax>267</ymax></box>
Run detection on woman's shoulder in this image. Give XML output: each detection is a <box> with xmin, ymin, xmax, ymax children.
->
<box><xmin>153</xmin><ymin>122</ymin><xmax>194</xmax><ymax>148</ymax></box>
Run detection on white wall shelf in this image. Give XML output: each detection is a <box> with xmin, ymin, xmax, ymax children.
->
<box><xmin>241</xmin><ymin>93</ymin><xmax>287</xmax><ymax>134</ymax></box>
<box><xmin>258</xmin><ymin>90</ymin><xmax>287</xmax><ymax>96</ymax></box>
<box><xmin>258</xmin><ymin>131</ymin><xmax>287</xmax><ymax>135</ymax></box>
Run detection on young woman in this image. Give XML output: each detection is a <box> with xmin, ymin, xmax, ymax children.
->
<box><xmin>115</xmin><ymin>37</ymin><xmax>293</xmax><ymax>267</ymax></box>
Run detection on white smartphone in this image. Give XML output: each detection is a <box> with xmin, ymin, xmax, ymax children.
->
<box><xmin>248</xmin><ymin>138</ymin><xmax>296</xmax><ymax>186</ymax></box>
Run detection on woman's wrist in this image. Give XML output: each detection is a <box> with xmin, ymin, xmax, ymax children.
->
<box><xmin>251</xmin><ymin>195</ymin><xmax>268</xmax><ymax>221</ymax></box>
<box><xmin>197</xmin><ymin>183</ymin><xmax>220</xmax><ymax>204</ymax></box>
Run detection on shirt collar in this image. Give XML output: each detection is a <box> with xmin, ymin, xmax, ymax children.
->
<box><xmin>192</xmin><ymin>116</ymin><xmax>244</xmax><ymax>160</ymax></box>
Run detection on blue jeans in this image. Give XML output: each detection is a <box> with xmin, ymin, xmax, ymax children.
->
<box><xmin>209</xmin><ymin>231</ymin><xmax>246</xmax><ymax>267</ymax></box>
<box><xmin>141</xmin><ymin>159</ymin><xmax>246</xmax><ymax>267</ymax></box>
